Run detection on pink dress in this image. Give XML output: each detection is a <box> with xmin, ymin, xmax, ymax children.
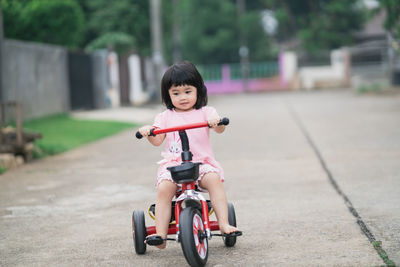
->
<box><xmin>153</xmin><ymin>106</ymin><xmax>224</xmax><ymax>188</ymax></box>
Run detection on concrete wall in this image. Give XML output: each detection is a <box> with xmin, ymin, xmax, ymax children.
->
<box><xmin>293</xmin><ymin>49</ymin><xmax>351</xmax><ymax>90</ymax></box>
<box><xmin>3</xmin><ymin>39</ymin><xmax>69</xmax><ymax>120</ymax></box>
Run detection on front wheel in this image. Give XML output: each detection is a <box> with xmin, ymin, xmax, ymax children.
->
<box><xmin>179</xmin><ymin>207</ymin><xmax>208</xmax><ymax>266</ymax></box>
<box><xmin>132</xmin><ymin>210</ymin><xmax>147</xmax><ymax>254</ymax></box>
<box><xmin>223</xmin><ymin>202</ymin><xmax>237</xmax><ymax>247</ymax></box>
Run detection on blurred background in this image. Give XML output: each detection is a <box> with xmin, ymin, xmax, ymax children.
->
<box><xmin>0</xmin><ymin>0</ymin><xmax>399</xmax><ymax>168</ymax></box>
<box><xmin>1</xmin><ymin>0</ymin><xmax>399</xmax><ymax>116</ymax></box>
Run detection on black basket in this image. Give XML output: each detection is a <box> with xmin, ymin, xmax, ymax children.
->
<box><xmin>167</xmin><ymin>162</ymin><xmax>201</xmax><ymax>184</ymax></box>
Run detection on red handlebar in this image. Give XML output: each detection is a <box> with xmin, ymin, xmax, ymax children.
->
<box><xmin>152</xmin><ymin>121</ymin><xmax>209</xmax><ymax>135</ymax></box>
<box><xmin>135</xmin><ymin>117</ymin><xmax>229</xmax><ymax>139</ymax></box>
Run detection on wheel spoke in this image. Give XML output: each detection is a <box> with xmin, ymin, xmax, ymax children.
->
<box><xmin>180</xmin><ymin>208</ymin><xmax>208</xmax><ymax>265</ymax></box>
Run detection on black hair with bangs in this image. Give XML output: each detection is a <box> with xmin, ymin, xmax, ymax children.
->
<box><xmin>161</xmin><ymin>61</ymin><xmax>208</xmax><ymax>110</ymax></box>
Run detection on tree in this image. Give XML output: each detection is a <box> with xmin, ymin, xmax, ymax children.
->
<box><xmin>179</xmin><ymin>0</ymin><xmax>239</xmax><ymax>64</ymax></box>
<box><xmin>3</xmin><ymin>0</ymin><xmax>85</xmax><ymax>49</ymax></box>
<box><xmin>378</xmin><ymin>0</ymin><xmax>400</xmax><ymax>38</ymax></box>
<box><xmin>81</xmin><ymin>0</ymin><xmax>150</xmax><ymax>55</ymax></box>
<box><xmin>165</xmin><ymin>0</ymin><xmax>274</xmax><ymax>65</ymax></box>
<box><xmin>85</xmin><ymin>32</ymin><xmax>135</xmax><ymax>54</ymax></box>
<box><xmin>4</xmin><ymin>0</ymin><xmax>370</xmax><ymax>63</ymax></box>
<box><xmin>299</xmin><ymin>1</ymin><xmax>366</xmax><ymax>52</ymax></box>
<box><xmin>262</xmin><ymin>0</ymin><xmax>367</xmax><ymax>53</ymax></box>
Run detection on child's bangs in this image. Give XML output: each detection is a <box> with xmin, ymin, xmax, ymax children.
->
<box><xmin>170</xmin><ymin>68</ymin><xmax>197</xmax><ymax>88</ymax></box>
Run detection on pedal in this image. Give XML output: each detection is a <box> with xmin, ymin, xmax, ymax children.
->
<box><xmin>225</xmin><ymin>231</ymin><xmax>242</xmax><ymax>237</ymax></box>
<box><xmin>145</xmin><ymin>235</ymin><xmax>164</xmax><ymax>246</ymax></box>
<box><xmin>213</xmin><ymin>231</ymin><xmax>242</xmax><ymax>238</ymax></box>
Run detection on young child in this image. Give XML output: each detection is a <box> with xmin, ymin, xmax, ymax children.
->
<box><xmin>138</xmin><ymin>61</ymin><xmax>239</xmax><ymax>249</ymax></box>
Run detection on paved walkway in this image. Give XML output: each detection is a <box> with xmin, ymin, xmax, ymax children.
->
<box><xmin>71</xmin><ymin>104</ymin><xmax>164</xmax><ymax>124</ymax></box>
<box><xmin>1</xmin><ymin>89</ymin><xmax>399</xmax><ymax>266</ymax></box>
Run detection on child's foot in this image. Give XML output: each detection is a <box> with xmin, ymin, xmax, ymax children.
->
<box><xmin>157</xmin><ymin>240</ymin><xmax>166</xmax><ymax>249</ymax></box>
<box><xmin>220</xmin><ymin>224</ymin><xmax>239</xmax><ymax>235</ymax></box>
<box><xmin>145</xmin><ymin>234</ymin><xmax>167</xmax><ymax>249</ymax></box>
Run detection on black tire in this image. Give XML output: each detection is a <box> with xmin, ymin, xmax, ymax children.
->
<box><xmin>132</xmin><ymin>210</ymin><xmax>147</xmax><ymax>254</ymax></box>
<box><xmin>223</xmin><ymin>202</ymin><xmax>237</xmax><ymax>247</ymax></box>
<box><xmin>179</xmin><ymin>207</ymin><xmax>208</xmax><ymax>266</ymax></box>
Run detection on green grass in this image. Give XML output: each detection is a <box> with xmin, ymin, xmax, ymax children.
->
<box><xmin>23</xmin><ymin>114</ymin><xmax>135</xmax><ymax>158</ymax></box>
<box><xmin>372</xmin><ymin>241</ymin><xmax>396</xmax><ymax>267</ymax></box>
<box><xmin>357</xmin><ymin>83</ymin><xmax>382</xmax><ymax>93</ymax></box>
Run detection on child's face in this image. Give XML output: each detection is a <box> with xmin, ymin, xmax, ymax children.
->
<box><xmin>169</xmin><ymin>84</ymin><xmax>197</xmax><ymax>112</ymax></box>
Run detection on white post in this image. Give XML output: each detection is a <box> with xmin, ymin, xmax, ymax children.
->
<box><xmin>107</xmin><ymin>51</ymin><xmax>120</xmax><ymax>107</ymax></box>
<box><xmin>150</xmin><ymin>0</ymin><xmax>164</xmax><ymax>101</ymax></box>
<box><xmin>128</xmin><ymin>54</ymin><xmax>149</xmax><ymax>105</ymax></box>
<box><xmin>281</xmin><ymin>51</ymin><xmax>297</xmax><ymax>85</ymax></box>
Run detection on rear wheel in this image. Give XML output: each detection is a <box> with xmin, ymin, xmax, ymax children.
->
<box><xmin>132</xmin><ymin>210</ymin><xmax>147</xmax><ymax>254</ymax></box>
<box><xmin>179</xmin><ymin>207</ymin><xmax>208</xmax><ymax>266</ymax></box>
<box><xmin>223</xmin><ymin>202</ymin><xmax>237</xmax><ymax>247</ymax></box>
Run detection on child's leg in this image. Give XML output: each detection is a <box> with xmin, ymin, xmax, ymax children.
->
<box><xmin>199</xmin><ymin>173</ymin><xmax>239</xmax><ymax>234</ymax></box>
<box><xmin>153</xmin><ymin>180</ymin><xmax>178</xmax><ymax>249</ymax></box>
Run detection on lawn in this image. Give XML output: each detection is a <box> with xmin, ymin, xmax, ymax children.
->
<box><xmin>23</xmin><ymin>114</ymin><xmax>135</xmax><ymax>157</ymax></box>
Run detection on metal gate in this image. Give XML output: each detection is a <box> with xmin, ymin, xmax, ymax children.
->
<box><xmin>68</xmin><ymin>52</ymin><xmax>94</xmax><ymax>110</ymax></box>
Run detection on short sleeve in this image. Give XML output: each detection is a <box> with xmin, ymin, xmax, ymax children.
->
<box><xmin>203</xmin><ymin>106</ymin><xmax>219</xmax><ymax>119</ymax></box>
<box><xmin>153</xmin><ymin>112</ymin><xmax>165</xmax><ymax>129</ymax></box>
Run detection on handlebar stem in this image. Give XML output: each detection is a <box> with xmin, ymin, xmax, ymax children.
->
<box><xmin>179</xmin><ymin>130</ymin><xmax>192</xmax><ymax>162</ymax></box>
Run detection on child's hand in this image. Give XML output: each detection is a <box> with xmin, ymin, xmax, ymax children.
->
<box><xmin>207</xmin><ymin>116</ymin><xmax>221</xmax><ymax>128</ymax></box>
<box><xmin>138</xmin><ymin>125</ymin><xmax>154</xmax><ymax>137</ymax></box>
<box><xmin>138</xmin><ymin>125</ymin><xmax>165</xmax><ymax>146</ymax></box>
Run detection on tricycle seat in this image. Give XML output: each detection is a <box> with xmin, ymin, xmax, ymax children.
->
<box><xmin>167</xmin><ymin>162</ymin><xmax>201</xmax><ymax>184</ymax></box>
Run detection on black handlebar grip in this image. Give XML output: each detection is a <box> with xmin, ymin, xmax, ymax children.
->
<box><xmin>218</xmin><ymin>117</ymin><xmax>230</xmax><ymax>126</ymax></box>
<box><xmin>135</xmin><ymin>131</ymin><xmax>143</xmax><ymax>139</ymax></box>
<box><xmin>136</xmin><ymin>129</ymin><xmax>156</xmax><ymax>139</ymax></box>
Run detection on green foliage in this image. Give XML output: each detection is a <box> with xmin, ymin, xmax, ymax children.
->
<box><xmin>85</xmin><ymin>32</ymin><xmax>136</xmax><ymax>54</ymax></box>
<box><xmin>240</xmin><ymin>11</ymin><xmax>277</xmax><ymax>61</ymax></box>
<box><xmin>3</xmin><ymin>0</ymin><xmax>85</xmax><ymax>48</ymax></box>
<box><xmin>372</xmin><ymin>241</ymin><xmax>396</xmax><ymax>267</ymax></box>
<box><xmin>178</xmin><ymin>0</ymin><xmax>238</xmax><ymax>64</ymax></box>
<box><xmin>172</xmin><ymin>0</ymin><xmax>273</xmax><ymax>64</ymax></box>
<box><xmin>379</xmin><ymin>0</ymin><xmax>400</xmax><ymax>38</ymax></box>
<box><xmin>300</xmin><ymin>0</ymin><xmax>365</xmax><ymax>53</ymax></box>
<box><xmin>22</xmin><ymin>114</ymin><xmax>134</xmax><ymax>158</ymax></box>
<box><xmin>356</xmin><ymin>82</ymin><xmax>382</xmax><ymax>93</ymax></box>
<box><xmin>2</xmin><ymin>0</ymin><xmax>375</xmax><ymax>63</ymax></box>
<box><xmin>262</xmin><ymin>0</ymin><xmax>367</xmax><ymax>54</ymax></box>
<box><xmin>0</xmin><ymin>166</ymin><xmax>6</xmax><ymax>174</ymax></box>
<box><xmin>2</xmin><ymin>0</ymin><xmax>25</xmax><ymax>39</ymax></box>
<box><xmin>82</xmin><ymin>0</ymin><xmax>150</xmax><ymax>55</ymax></box>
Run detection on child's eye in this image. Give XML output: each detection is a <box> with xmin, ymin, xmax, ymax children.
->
<box><xmin>185</xmin><ymin>90</ymin><xmax>192</xmax><ymax>94</ymax></box>
<box><xmin>173</xmin><ymin>92</ymin><xmax>179</xmax><ymax>96</ymax></box>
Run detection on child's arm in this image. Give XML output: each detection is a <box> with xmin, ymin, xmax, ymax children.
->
<box><xmin>207</xmin><ymin>116</ymin><xmax>225</xmax><ymax>134</ymax></box>
<box><xmin>138</xmin><ymin>125</ymin><xmax>166</xmax><ymax>146</ymax></box>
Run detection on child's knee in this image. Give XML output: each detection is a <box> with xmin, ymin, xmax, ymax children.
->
<box><xmin>157</xmin><ymin>180</ymin><xmax>177</xmax><ymax>199</ymax></box>
<box><xmin>200</xmin><ymin>172</ymin><xmax>222</xmax><ymax>188</ymax></box>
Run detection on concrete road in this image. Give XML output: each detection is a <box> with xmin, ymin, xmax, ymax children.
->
<box><xmin>1</xmin><ymin>89</ymin><xmax>398</xmax><ymax>266</ymax></box>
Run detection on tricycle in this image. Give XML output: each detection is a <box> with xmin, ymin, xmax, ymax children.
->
<box><xmin>132</xmin><ymin>118</ymin><xmax>241</xmax><ymax>266</ymax></box>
